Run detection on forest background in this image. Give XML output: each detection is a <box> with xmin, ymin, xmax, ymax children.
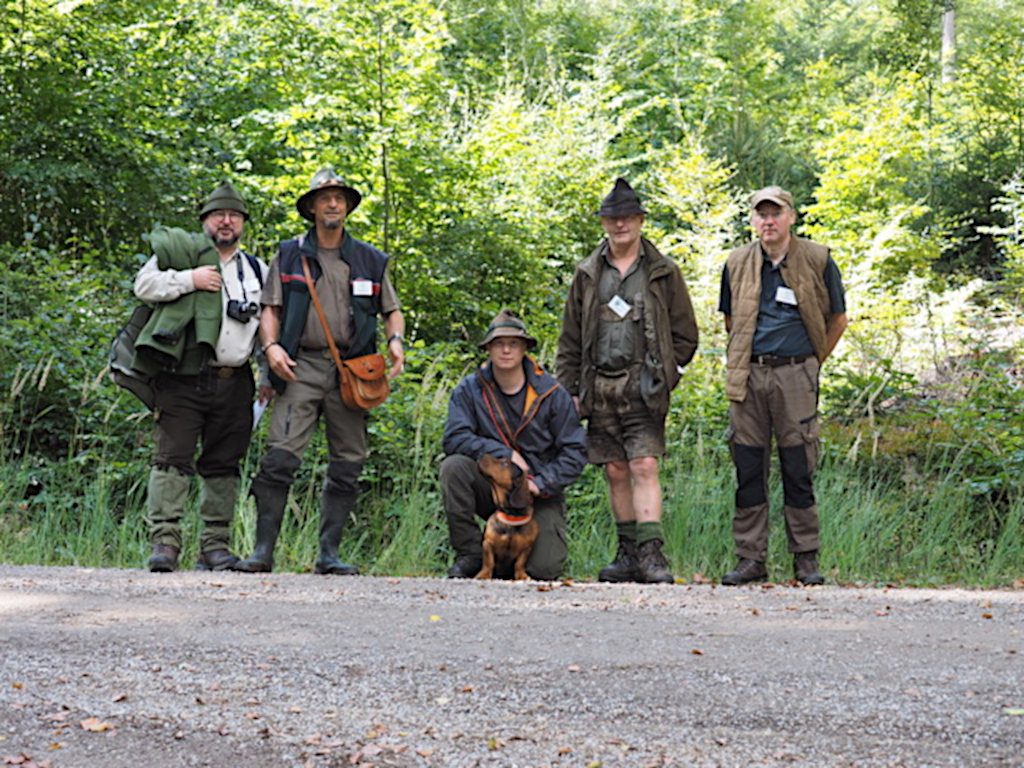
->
<box><xmin>1</xmin><ymin>0</ymin><xmax>1022</xmax><ymax>585</ymax></box>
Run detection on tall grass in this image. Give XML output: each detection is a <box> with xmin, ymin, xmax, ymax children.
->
<box><xmin>1</xmin><ymin>350</ymin><xmax>1021</xmax><ymax>585</ymax></box>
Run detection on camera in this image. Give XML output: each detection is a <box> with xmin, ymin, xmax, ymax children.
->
<box><xmin>227</xmin><ymin>299</ymin><xmax>259</xmax><ymax>323</ymax></box>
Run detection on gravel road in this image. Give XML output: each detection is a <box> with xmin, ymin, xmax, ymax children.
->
<box><xmin>0</xmin><ymin>565</ymin><xmax>1021</xmax><ymax>767</ymax></box>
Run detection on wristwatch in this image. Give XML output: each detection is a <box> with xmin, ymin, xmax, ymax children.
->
<box><xmin>387</xmin><ymin>333</ymin><xmax>403</xmax><ymax>345</ymax></box>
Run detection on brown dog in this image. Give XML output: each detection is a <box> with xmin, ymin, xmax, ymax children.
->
<box><xmin>476</xmin><ymin>454</ymin><xmax>539</xmax><ymax>580</ymax></box>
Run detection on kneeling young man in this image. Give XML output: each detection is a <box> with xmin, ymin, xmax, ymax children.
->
<box><xmin>441</xmin><ymin>310</ymin><xmax>587</xmax><ymax>580</ymax></box>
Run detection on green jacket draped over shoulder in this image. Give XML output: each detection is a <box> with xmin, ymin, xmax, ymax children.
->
<box><xmin>133</xmin><ymin>226</ymin><xmax>221</xmax><ymax>376</ymax></box>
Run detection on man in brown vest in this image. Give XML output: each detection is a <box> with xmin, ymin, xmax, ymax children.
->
<box><xmin>719</xmin><ymin>186</ymin><xmax>847</xmax><ymax>585</ymax></box>
<box><xmin>557</xmin><ymin>179</ymin><xmax>699</xmax><ymax>583</ymax></box>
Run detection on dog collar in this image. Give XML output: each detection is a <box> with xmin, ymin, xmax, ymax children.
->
<box><xmin>495</xmin><ymin>510</ymin><xmax>532</xmax><ymax>527</ymax></box>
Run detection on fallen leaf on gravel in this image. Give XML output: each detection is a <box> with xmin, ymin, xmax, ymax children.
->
<box><xmin>79</xmin><ymin>718</ymin><xmax>113</xmax><ymax>733</ymax></box>
<box><xmin>760</xmin><ymin>583</ymin><xmax>775</xmax><ymax>590</ymax></box>
<box><xmin>416</xmin><ymin>748</ymin><xmax>434</xmax><ymax>757</ymax></box>
<box><xmin>487</xmin><ymin>737</ymin><xmax>505</xmax><ymax>750</ymax></box>
<box><xmin>561</xmin><ymin>578</ymin><xmax>575</xmax><ymax>586</ymax></box>
<box><xmin>460</xmin><ymin>685</ymin><xmax>474</xmax><ymax>693</ymax></box>
<box><xmin>537</xmin><ymin>584</ymin><xmax>552</xmax><ymax>592</ymax></box>
<box><xmin>40</xmin><ymin>712</ymin><xmax>68</xmax><ymax>723</ymax></box>
<box><xmin>47</xmin><ymin>745</ymin><xmax>60</xmax><ymax>752</ymax></box>
<box><xmin>173</xmin><ymin>731</ymin><xmax>185</xmax><ymax>740</ymax></box>
<box><xmin>112</xmin><ymin>693</ymin><xmax>127</xmax><ymax>703</ymax></box>
<box><xmin>195</xmin><ymin>696</ymin><xmax>206</xmax><ymax>705</ymax></box>
<box><xmin>982</xmin><ymin>613</ymin><xmax>994</xmax><ymax>620</ymax></box>
<box><xmin>11</xmin><ymin>683</ymin><xmax>23</xmax><ymax>690</ymax></box>
<box><xmin>217</xmin><ymin>725</ymin><xmax>231</xmax><ymax>736</ymax></box>
<box><xmin>750</xmin><ymin>608</ymin><xmax>761</xmax><ymax>616</ymax></box>
<box><xmin>691</xmin><ymin>649</ymin><xmax>704</xmax><ymax>656</ymax></box>
<box><xmin>558</xmin><ymin>746</ymin><xmax>573</xmax><ymax>755</ymax></box>
<box><xmin>289</xmin><ymin>706</ymin><xmax>303</xmax><ymax>713</ymax></box>
<box><xmin>1013</xmin><ymin>579</ymin><xmax>1024</xmax><ymax>589</ymax></box>
<box><xmin>874</xmin><ymin>609</ymin><xmax>889</xmax><ymax>617</ymax></box>
<box><xmin>567</xmin><ymin>664</ymin><xmax>581</xmax><ymax>672</ymax></box>
<box><xmin>714</xmin><ymin>738</ymin><xmax>728</xmax><ymax>746</ymax></box>
<box><xmin>429</xmin><ymin>615</ymin><xmax>442</xmax><ymax>622</ymax></box>
<box><xmin>691</xmin><ymin>572</ymin><xmax>712</xmax><ymax>584</ymax></box>
<box><xmin>1003</xmin><ymin>708</ymin><xmax>1024</xmax><ymax>716</ymax></box>
<box><xmin>244</xmin><ymin>712</ymin><xmax>261</xmax><ymax>720</ymax></box>
<box><xmin>586</xmin><ymin>761</ymin><xmax>603</xmax><ymax>768</ymax></box>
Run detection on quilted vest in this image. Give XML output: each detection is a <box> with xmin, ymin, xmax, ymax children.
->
<box><xmin>724</xmin><ymin>236</ymin><xmax>830</xmax><ymax>402</ymax></box>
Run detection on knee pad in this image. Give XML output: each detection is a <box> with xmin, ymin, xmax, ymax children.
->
<box><xmin>325</xmin><ymin>460</ymin><xmax>362</xmax><ymax>496</ymax></box>
<box><xmin>732</xmin><ymin>443</ymin><xmax>767</xmax><ymax>508</ymax></box>
<box><xmin>256</xmin><ymin>448</ymin><xmax>301</xmax><ymax>488</ymax></box>
<box><xmin>779</xmin><ymin>444</ymin><xmax>815</xmax><ymax>509</ymax></box>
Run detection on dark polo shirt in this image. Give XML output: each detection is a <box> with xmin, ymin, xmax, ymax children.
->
<box><xmin>718</xmin><ymin>244</ymin><xmax>846</xmax><ymax>357</ymax></box>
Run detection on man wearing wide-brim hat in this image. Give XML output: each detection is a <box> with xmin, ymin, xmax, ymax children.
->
<box><xmin>440</xmin><ymin>309</ymin><xmax>586</xmax><ymax>579</ymax></box>
<box><xmin>718</xmin><ymin>186</ymin><xmax>848</xmax><ymax>586</ymax></box>
<box><xmin>235</xmin><ymin>167</ymin><xmax>405</xmax><ymax>576</ymax></box>
<box><xmin>133</xmin><ymin>180</ymin><xmax>268</xmax><ymax>573</ymax></box>
<box><xmin>556</xmin><ymin>178</ymin><xmax>699</xmax><ymax>584</ymax></box>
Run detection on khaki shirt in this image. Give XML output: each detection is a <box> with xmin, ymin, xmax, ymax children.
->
<box><xmin>594</xmin><ymin>249</ymin><xmax>647</xmax><ymax>372</ymax></box>
<box><xmin>262</xmin><ymin>246</ymin><xmax>400</xmax><ymax>350</ymax></box>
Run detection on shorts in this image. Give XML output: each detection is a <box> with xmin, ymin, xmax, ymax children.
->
<box><xmin>585</xmin><ymin>368</ymin><xmax>665</xmax><ymax>464</ymax></box>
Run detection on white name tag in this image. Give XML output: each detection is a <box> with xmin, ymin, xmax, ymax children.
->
<box><xmin>352</xmin><ymin>279</ymin><xmax>374</xmax><ymax>297</ymax></box>
<box><xmin>608</xmin><ymin>294</ymin><xmax>632</xmax><ymax>319</ymax></box>
<box><xmin>775</xmin><ymin>286</ymin><xmax>797</xmax><ymax>306</ymax></box>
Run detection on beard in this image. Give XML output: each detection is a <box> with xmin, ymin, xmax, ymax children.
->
<box><xmin>213</xmin><ymin>233</ymin><xmax>240</xmax><ymax>248</ymax></box>
<box><xmin>320</xmin><ymin>217</ymin><xmax>342</xmax><ymax>230</ymax></box>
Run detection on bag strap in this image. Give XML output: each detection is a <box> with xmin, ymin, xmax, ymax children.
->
<box><xmin>301</xmin><ymin>255</ymin><xmax>346</xmax><ymax>377</ymax></box>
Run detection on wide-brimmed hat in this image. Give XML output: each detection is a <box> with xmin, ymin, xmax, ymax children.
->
<box><xmin>198</xmin><ymin>181</ymin><xmax>249</xmax><ymax>221</ymax></box>
<box><xmin>749</xmin><ymin>186</ymin><xmax>795</xmax><ymax>211</ymax></box>
<box><xmin>595</xmin><ymin>177</ymin><xmax>647</xmax><ymax>217</ymax></box>
<box><xmin>479</xmin><ymin>309</ymin><xmax>537</xmax><ymax>350</ymax></box>
<box><xmin>296</xmin><ymin>167</ymin><xmax>362</xmax><ymax>221</ymax></box>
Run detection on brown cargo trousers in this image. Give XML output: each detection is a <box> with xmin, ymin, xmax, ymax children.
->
<box><xmin>728</xmin><ymin>356</ymin><xmax>821</xmax><ymax>561</ymax></box>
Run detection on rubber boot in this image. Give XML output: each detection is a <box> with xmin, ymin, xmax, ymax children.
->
<box><xmin>233</xmin><ymin>478</ymin><xmax>288</xmax><ymax>573</ymax></box>
<box><xmin>146</xmin><ymin>467</ymin><xmax>190</xmax><ymax>571</ymax></box>
<box><xmin>314</xmin><ymin>490</ymin><xmax>359</xmax><ymax>575</ymax></box>
<box><xmin>197</xmin><ymin>475</ymin><xmax>240</xmax><ymax>569</ymax></box>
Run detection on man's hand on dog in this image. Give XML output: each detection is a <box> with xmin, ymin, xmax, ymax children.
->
<box><xmin>511</xmin><ymin>450</ymin><xmax>540</xmax><ymax>496</ymax></box>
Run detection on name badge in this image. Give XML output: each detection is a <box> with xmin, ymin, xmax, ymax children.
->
<box><xmin>775</xmin><ymin>286</ymin><xmax>797</xmax><ymax>306</ymax></box>
<box><xmin>352</xmin><ymin>279</ymin><xmax>374</xmax><ymax>297</ymax></box>
<box><xmin>608</xmin><ymin>295</ymin><xmax>631</xmax><ymax>319</ymax></box>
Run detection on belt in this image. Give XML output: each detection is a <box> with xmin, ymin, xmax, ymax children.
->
<box><xmin>750</xmin><ymin>354</ymin><xmax>808</xmax><ymax>367</ymax></box>
<box><xmin>207</xmin><ymin>365</ymin><xmax>245</xmax><ymax>379</ymax></box>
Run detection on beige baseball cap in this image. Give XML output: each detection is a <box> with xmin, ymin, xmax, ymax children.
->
<box><xmin>749</xmin><ymin>186</ymin><xmax>795</xmax><ymax>211</ymax></box>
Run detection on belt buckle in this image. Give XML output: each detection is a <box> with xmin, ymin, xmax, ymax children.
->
<box><xmin>216</xmin><ymin>367</ymin><xmax>234</xmax><ymax>379</ymax></box>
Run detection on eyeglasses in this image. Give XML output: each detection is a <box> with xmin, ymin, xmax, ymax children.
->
<box><xmin>210</xmin><ymin>210</ymin><xmax>244</xmax><ymax>222</ymax></box>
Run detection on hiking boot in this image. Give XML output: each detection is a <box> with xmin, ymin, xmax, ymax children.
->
<box><xmin>196</xmin><ymin>549</ymin><xmax>240</xmax><ymax>571</ymax></box>
<box><xmin>721</xmin><ymin>558</ymin><xmax>768</xmax><ymax>586</ymax></box>
<box><xmin>148</xmin><ymin>544</ymin><xmax>179</xmax><ymax>573</ymax></box>
<box><xmin>636</xmin><ymin>539</ymin><xmax>674</xmax><ymax>584</ymax></box>
<box><xmin>794</xmin><ymin>551</ymin><xmax>824</xmax><ymax>585</ymax></box>
<box><xmin>447</xmin><ymin>556</ymin><xmax>482</xmax><ymax>579</ymax></box>
<box><xmin>598</xmin><ymin>540</ymin><xmax>640</xmax><ymax>583</ymax></box>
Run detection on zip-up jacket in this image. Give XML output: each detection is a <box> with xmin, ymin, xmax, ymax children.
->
<box><xmin>443</xmin><ymin>357</ymin><xmax>587</xmax><ymax>498</ymax></box>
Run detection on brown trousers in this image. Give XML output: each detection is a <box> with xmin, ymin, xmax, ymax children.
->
<box><xmin>728</xmin><ymin>357</ymin><xmax>820</xmax><ymax>561</ymax></box>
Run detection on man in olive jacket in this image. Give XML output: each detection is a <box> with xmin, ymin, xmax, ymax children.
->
<box><xmin>718</xmin><ymin>186</ymin><xmax>847</xmax><ymax>586</ymax></box>
<box><xmin>557</xmin><ymin>178</ymin><xmax>699</xmax><ymax>584</ymax></box>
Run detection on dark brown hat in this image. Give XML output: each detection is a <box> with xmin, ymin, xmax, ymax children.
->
<box><xmin>296</xmin><ymin>167</ymin><xmax>362</xmax><ymax>221</ymax></box>
<box><xmin>198</xmin><ymin>181</ymin><xmax>249</xmax><ymax>221</ymax></box>
<box><xmin>596</xmin><ymin>177</ymin><xmax>647</xmax><ymax>217</ymax></box>
<box><xmin>479</xmin><ymin>309</ymin><xmax>537</xmax><ymax>350</ymax></box>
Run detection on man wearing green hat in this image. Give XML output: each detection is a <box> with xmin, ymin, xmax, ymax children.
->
<box><xmin>557</xmin><ymin>178</ymin><xmax>699</xmax><ymax>584</ymax></box>
<box><xmin>235</xmin><ymin>167</ymin><xmax>405</xmax><ymax>575</ymax></box>
<box><xmin>441</xmin><ymin>309</ymin><xmax>586</xmax><ymax>579</ymax></box>
<box><xmin>134</xmin><ymin>180</ymin><xmax>268</xmax><ymax>572</ymax></box>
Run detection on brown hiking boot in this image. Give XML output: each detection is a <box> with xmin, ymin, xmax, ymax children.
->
<box><xmin>721</xmin><ymin>558</ymin><xmax>767</xmax><ymax>586</ymax></box>
<box><xmin>196</xmin><ymin>549</ymin><xmax>240</xmax><ymax>571</ymax></box>
<box><xmin>636</xmin><ymin>539</ymin><xmax>674</xmax><ymax>584</ymax></box>
<box><xmin>794</xmin><ymin>551</ymin><xmax>824</xmax><ymax>585</ymax></box>
<box><xmin>148</xmin><ymin>544</ymin><xmax>179</xmax><ymax>573</ymax></box>
<box><xmin>598</xmin><ymin>540</ymin><xmax>641</xmax><ymax>583</ymax></box>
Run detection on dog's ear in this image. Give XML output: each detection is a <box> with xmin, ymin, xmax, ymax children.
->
<box><xmin>507</xmin><ymin>464</ymin><xmax>531</xmax><ymax>511</ymax></box>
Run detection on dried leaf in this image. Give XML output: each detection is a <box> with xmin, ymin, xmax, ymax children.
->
<box><xmin>558</xmin><ymin>746</ymin><xmax>573</xmax><ymax>755</ymax></box>
<box><xmin>567</xmin><ymin>664</ymin><xmax>581</xmax><ymax>672</ymax></box>
<box><xmin>112</xmin><ymin>693</ymin><xmax>127</xmax><ymax>703</ymax></box>
<box><xmin>430</xmin><ymin>615</ymin><xmax>442</xmax><ymax>622</ymax></box>
<box><xmin>460</xmin><ymin>685</ymin><xmax>474</xmax><ymax>693</ymax></box>
<box><xmin>982</xmin><ymin>612</ymin><xmax>994</xmax><ymax>620</ymax></box>
<box><xmin>416</xmin><ymin>748</ymin><xmax>434</xmax><ymax>757</ymax></box>
<box><xmin>691</xmin><ymin>649</ymin><xmax>704</xmax><ymax>656</ymax></box>
<box><xmin>1003</xmin><ymin>708</ymin><xmax>1024</xmax><ymax>716</ymax></box>
<box><xmin>691</xmin><ymin>572</ymin><xmax>713</xmax><ymax>584</ymax></box>
<box><xmin>79</xmin><ymin>717</ymin><xmax>113</xmax><ymax>733</ymax></box>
